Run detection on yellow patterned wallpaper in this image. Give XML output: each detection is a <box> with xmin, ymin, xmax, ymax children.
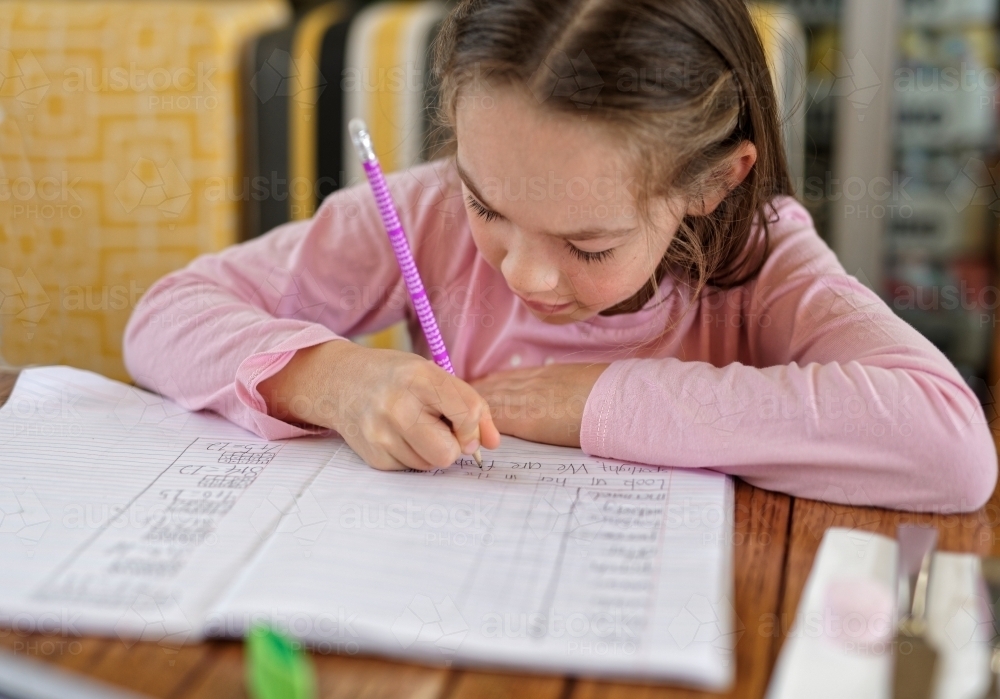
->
<box><xmin>0</xmin><ymin>0</ymin><xmax>290</xmax><ymax>380</ymax></box>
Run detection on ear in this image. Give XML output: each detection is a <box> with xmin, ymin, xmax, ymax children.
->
<box><xmin>685</xmin><ymin>141</ymin><xmax>758</xmax><ymax>217</ymax></box>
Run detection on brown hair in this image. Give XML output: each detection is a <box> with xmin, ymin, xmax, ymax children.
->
<box><xmin>428</xmin><ymin>0</ymin><xmax>793</xmax><ymax>321</ymax></box>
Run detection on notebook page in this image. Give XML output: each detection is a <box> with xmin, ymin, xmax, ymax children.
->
<box><xmin>213</xmin><ymin>435</ymin><xmax>736</xmax><ymax>688</ymax></box>
<box><xmin>0</xmin><ymin>366</ymin><xmax>341</xmax><ymax>641</ymax></box>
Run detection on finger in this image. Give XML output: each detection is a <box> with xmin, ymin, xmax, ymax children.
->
<box><xmin>478</xmin><ymin>408</ymin><xmax>502</xmax><ymax>450</ymax></box>
<box><xmin>362</xmin><ymin>444</ymin><xmax>409</xmax><ymax>471</ymax></box>
<box><xmin>472</xmin><ymin>366</ymin><xmax>538</xmax><ymax>388</ymax></box>
<box><xmin>468</xmin><ymin>375</ymin><xmax>507</xmax><ymax>395</ymax></box>
<box><xmin>360</xmin><ymin>428</ymin><xmax>437</xmax><ymax>471</ymax></box>
<box><xmin>402</xmin><ymin>410</ymin><xmax>463</xmax><ymax>468</ymax></box>
<box><xmin>477</xmin><ymin>387</ymin><xmax>505</xmax><ymax>422</ymax></box>
<box><xmin>451</xmin><ymin>402</ymin><xmax>487</xmax><ymax>454</ymax></box>
<box><xmin>414</xmin><ymin>373</ymin><xmax>488</xmax><ymax>453</ymax></box>
<box><xmin>467</xmin><ymin>375</ymin><xmax>490</xmax><ymax>391</ymax></box>
<box><xmin>386</xmin><ymin>433</ymin><xmax>438</xmax><ymax>471</ymax></box>
<box><xmin>470</xmin><ymin>373</ymin><xmax>517</xmax><ymax>400</ymax></box>
<box><xmin>436</xmin><ymin>378</ymin><xmax>486</xmax><ymax>447</ymax></box>
<box><xmin>440</xmin><ymin>414</ymin><xmax>483</xmax><ymax>457</ymax></box>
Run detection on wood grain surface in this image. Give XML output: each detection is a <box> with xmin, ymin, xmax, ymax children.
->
<box><xmin>0</xmin><ymin>368</ymin><xmax>994</xmax><ymax>698</ymax></box>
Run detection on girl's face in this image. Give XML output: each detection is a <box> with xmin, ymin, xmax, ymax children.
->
<box><xmin>454</xmin><ymin>83</ymin><xmax>686</xmax><ymax>325</ymax></box>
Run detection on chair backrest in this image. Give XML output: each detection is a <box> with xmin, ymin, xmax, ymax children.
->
<box><xmin>0</xmin><ymin>0</ymin><xmax>291</xmax><ymax>381</ymax></box>
<box><xmin>749</xmin><ymin>3</ymin><xmax>809</xmax><ymax>190</ymax></box>
<box><xmin>0</xmin><ymin>0</ymin><xmax>809</xmax><ymax>375</ymax></box>
<box><xmin>324</xmin><ymin>0</ymin><xmax>447</xmax><ymax>354</ymax></box>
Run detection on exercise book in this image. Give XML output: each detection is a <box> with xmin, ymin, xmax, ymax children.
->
<box><xmin>0</xmin><ymin>366</ymin><xmax>736</xmax><ymax>688</ymax></box>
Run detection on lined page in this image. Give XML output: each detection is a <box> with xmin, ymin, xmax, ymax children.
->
<box><xmin>214</xmin><ymin>436</ymin><xmax>736</xmax><ymax>687</ymax></box>
<box><xmin>0</xmin><ymin>366</ymin><xmax>736</xmax><ymax>687</ymax></box>
<box><xmin>0</xmin><ymin>366</ymin><xmax>340</xmax><ymax>641</ymax></box>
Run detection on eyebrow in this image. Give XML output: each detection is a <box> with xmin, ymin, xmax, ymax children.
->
<box><xmin>455</xmin><ymin>158</ymin><xmax>637</xmax><ymax>241</ymax></box>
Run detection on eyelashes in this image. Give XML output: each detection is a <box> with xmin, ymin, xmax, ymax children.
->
<box><xmin>465</xmin><ymin>193</ymin><xmax>501</xmax><ymax>223</ymax></box>
<box><xmin>464</xmin><ymin>192</ymin><xmax>616</xmax><ymax>264</ymax></box>
<box><xmin>565</xmin><ymin>244</ymin><xmax>615</xmax><ymax>263</ymax></box>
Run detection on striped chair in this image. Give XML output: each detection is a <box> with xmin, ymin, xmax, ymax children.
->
<box><xmin>0</xmin><ymin>0</ymin><xmax>291</xmax><ymax>380</ymax></box>
<box><xmin>0</xmin><ymin>0</ymin><xmax>806</xmax><ymax>377</ymax></box>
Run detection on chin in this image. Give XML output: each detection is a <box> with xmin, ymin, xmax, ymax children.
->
<box><xmin>530</xmin><ymin>307</ymin><xmax>594</xmax><ymax>325</ymax></box>
<box><xmin>537</xmin><ymin>314</ymin><xmax>578</xmax><ymax>325</ymax></box>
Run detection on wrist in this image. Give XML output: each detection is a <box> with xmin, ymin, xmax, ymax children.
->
<box><xmin>259</xmin><ymin>339</ymin><xmax>362</xmax><ymax>426</ymax></box>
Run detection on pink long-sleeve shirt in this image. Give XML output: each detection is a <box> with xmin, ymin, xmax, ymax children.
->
<box><xmin>123</xmin><ymin>156</ymin><xmax>998</xmax><ymax>512</ymax></box>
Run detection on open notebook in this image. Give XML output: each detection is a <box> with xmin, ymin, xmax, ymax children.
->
<box><xmin>0</xmin><ymin>366</ymin><xmax>736</xmax><ymax>688</ymax></box>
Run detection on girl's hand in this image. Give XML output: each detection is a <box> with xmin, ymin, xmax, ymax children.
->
<box><xmin>469</xmin><ymin>362</ymin><xmax>610</xmax><ymax>447</ymax></box>
<box><xmin>259</xmin><ymin>340</ymin><xmax>501</xmax><ymax>471</ymax></box>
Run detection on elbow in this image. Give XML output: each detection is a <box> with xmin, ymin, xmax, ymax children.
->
<box><xmin>883</xmin><ymin>427</ymin><xmax>996</xmax><ymax>514</ymax></box>
<box><xmin>121</xmin><ymin>299</ymin><xmax>145</xmax><ymax>380</ymax></box>
<box><xmin>945</xmin><ymin>417</ymin><xmax>998</xmax><ymax>512</ymax></box>
<box><xmin>121</xmin><ymin>273</ymin><xmax>179</xmax><ymax>386</ymax></box>
<box><xmin>909</xmin><ymin>399</ymin><xmax>998</xmax><ymax>513</ymax></box>
<box><xmin>944</xmin><ymin>381</ymin><xmax>998</xmax><ymax>512</ymax></box>
<box><xmin>893</xmin><ymin>374</ymin><xmax>998</xmax><ymax>513</ymax></box>
<box><xmin>122</xmin><ymin>293</ymin><xmax>147</xmax><ymax>383</ymax></box>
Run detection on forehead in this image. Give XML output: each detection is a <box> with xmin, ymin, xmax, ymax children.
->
<box><xmin>453</xmin><ymin>83</ymin><xmax>637</xmax><ymax>194</ymax></box>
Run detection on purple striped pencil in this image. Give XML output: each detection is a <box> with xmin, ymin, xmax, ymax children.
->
<box><xmin>348</xmin><ymin>118</ymin><xmax>484</xmax><ymax>468</ymax></box>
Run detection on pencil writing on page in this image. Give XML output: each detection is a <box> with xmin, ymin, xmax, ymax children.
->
<box><xmin>348</xmin><ymin>117</ymin><xmax>484</xmax><ymax>468</ymax></box>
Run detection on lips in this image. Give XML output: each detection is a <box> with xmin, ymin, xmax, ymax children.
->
<box><xmin>519</xmin><ymin>296</ymin><xmax>573</xmax><ymax>314</ymax></box>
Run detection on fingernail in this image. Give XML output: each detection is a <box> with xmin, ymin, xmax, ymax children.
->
<box><xmin>462</xmin><ymin>439</ymin><xmax>480</xmax><ymax>455</ymax></box>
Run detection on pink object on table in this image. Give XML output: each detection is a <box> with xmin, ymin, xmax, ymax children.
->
<box><xmin>821</xmin><ymin>576</ymin><xmax>895</xmax><ymax>652</ymax></box>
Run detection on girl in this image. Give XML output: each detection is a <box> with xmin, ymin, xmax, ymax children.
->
<box><xmin>123</xmin><ymin>0</ymin><xmax>997</xmax><ymax>512</ymax></box>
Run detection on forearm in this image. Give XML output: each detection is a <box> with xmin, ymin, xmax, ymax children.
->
<box><xmin>123</xmin><ymin>271</ymin><xmax>343</xmax><ymax>439</ymax></box>
<box><xmin>580</xmin><ymin>357</ymin><xmax>998</xmax><ymax>512</ymax></box>
<box><xmin>258</xmin><ymin>338</ymin><xmax>362</xmax><ymax>429</ymax></box>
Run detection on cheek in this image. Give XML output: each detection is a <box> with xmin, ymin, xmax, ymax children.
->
<box><xmin>566</xmin><ymin>266</ymin><xmax>626</xmax><ymax>302</ymax></box>
<box><xmin>566</xmin><ymin>249</ymin><xmax>642</xmax><ymax>293</ymax></box>
<box><xmin>468</xmin><ymin>218</ymin><xmax>504</xmax><ymax>267</ymax></box>
<box><xmin>566</xmin><ymin>242</ymin><xmax>668</xmax><ymax>305</ymax></box>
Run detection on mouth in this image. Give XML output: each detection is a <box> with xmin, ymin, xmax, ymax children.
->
<box><xmin>518</xmin><ymin>296</ymin><xmax>574</xmax><ymax>314</ymax></box>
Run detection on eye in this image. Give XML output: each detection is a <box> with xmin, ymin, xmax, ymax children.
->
<box><xmin>465</xmin><ymin>193</ymin><xmax>502</xmax><ymax>223</ymax></box>
<box><xmin>566</xmin><ymin>242</ymin><xmax>615</xmax><ymax>263</ymax></box>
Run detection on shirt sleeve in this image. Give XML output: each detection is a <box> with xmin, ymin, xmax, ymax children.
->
<box><xmin>122</xmin><ymin>161</ymin><xmax>449</xmax><ymax>440</ymax></box>
<box><xmin>579</xmin><ymin>197</ymin><xmax>998</xmax><ymax>513</ymax></box>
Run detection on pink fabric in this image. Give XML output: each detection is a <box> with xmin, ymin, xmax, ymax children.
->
<box><xmin>123</xmin><ymin>157</ymin><xmax>998</xmax><ymax>512</ymax></box>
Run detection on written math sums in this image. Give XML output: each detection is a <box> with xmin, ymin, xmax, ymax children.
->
<box><xmin>34</xmin><ymin>439</ymin><xmax>284</xmax><ymax>607</ymax></box>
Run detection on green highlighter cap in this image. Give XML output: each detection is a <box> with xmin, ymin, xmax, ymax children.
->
<box><xmin>246</xmin><ymin>624</ymin><xmax>317</xmax><ymax>699</ymax></box>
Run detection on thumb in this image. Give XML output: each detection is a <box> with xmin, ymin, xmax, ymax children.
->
<box><xmin>477</xmin><ymin>401</ymin><xmax>501</xmax><ymax>449</ymax></box>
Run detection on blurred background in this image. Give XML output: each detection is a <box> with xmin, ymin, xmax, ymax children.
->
<box><xmin>0</xmin><ymin>0</ymin><xmax>997</xmax><ymax>404</ymax></box>
<box><xmin>780</xmin><ymin>0</ymin><xmax>1000</xmax><ymax>404</ymax></box>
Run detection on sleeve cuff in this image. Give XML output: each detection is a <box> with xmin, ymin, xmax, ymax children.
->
<box><xmin>235</xmin><ymin>325</ymin><xmax>348</xmax><ymax>440</ymax></box>
<box><xmin>580</xmin><ymin>359</ymin><xmax>630</xmax><ymax>457</ymax></box>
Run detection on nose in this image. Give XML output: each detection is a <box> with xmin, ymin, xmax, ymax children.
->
<box><xmin>500</xmin><ymin>232</ymin><xmax>562</xmax><ymax>299</ymax></box>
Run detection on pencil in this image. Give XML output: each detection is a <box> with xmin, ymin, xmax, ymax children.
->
<box><xmin>348</xmin><ymin>118</ymin><xmax>485</xmax><ymax>469</ymax></box>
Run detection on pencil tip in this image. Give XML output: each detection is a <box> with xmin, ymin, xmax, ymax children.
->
<box><xmin>348</xmin><ymin>118</ymin><xmax>375</xmax><ymax>162</ymax></box>
<box><xmin>474</xmin><ymin>448</ymin><xmax>484</xmax><ymax>468</ymax></box>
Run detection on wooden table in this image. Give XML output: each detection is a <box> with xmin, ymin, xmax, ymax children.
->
<box><xmin>1</xmin><ymin>367</ymin><xmax>997</xmax><ymax>699</ymax></box>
